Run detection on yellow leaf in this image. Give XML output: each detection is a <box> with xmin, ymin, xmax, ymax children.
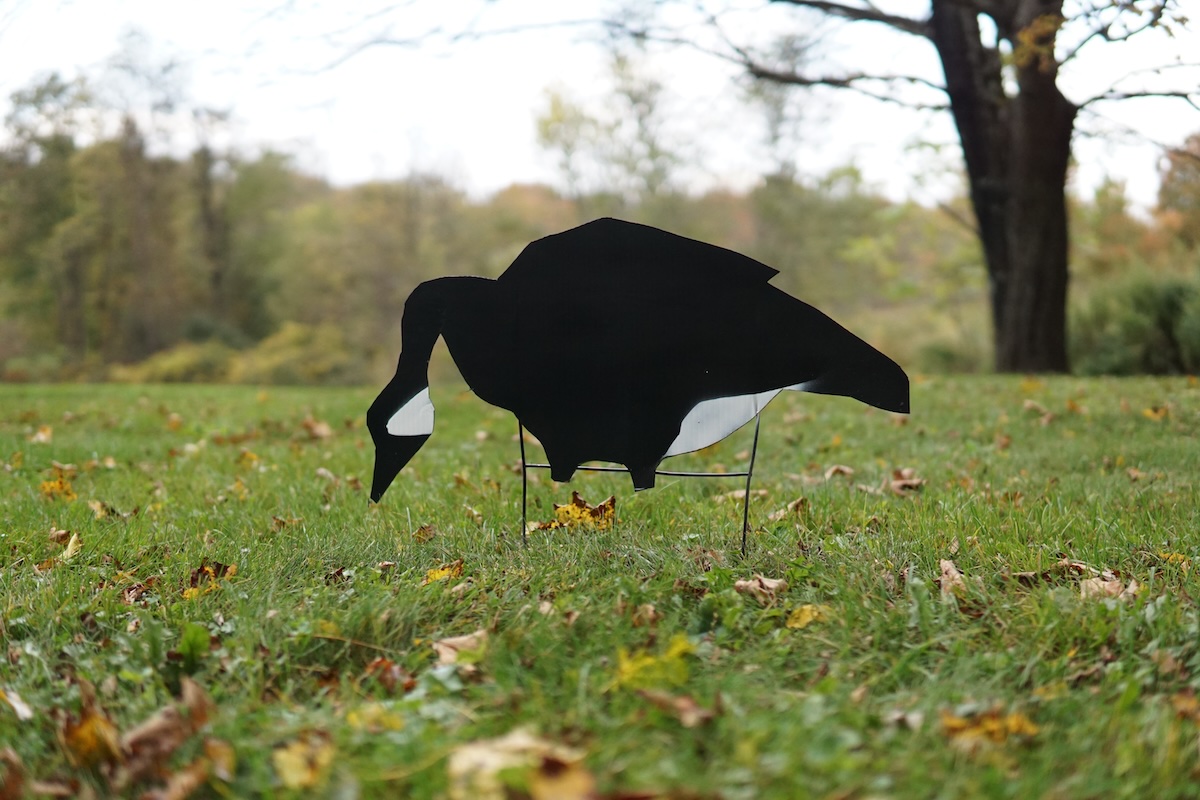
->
<box><xmin>532</xmin><ymin>492</ymin><xmax>616</xmax><ymax>531</ymax></box>
<box><xmin>346</xmin><ymin>703</ymin><xmax>405</xmax><ymax>733</ymax></box>
<box><xmin>529</xmin><ymin>755</ymin><xmax>597</xmax><ymax>800</ymax></box>
<box><xmin>1142</xmin><ymin>406</ymin><xmax>1168</xmax><ymax>422</ymax></box>
<box><xmin>786</xmin><ymin>604</ymin><xmax>832</xmax><ymax>630</ymax></box>
<box><xmin>272</xmin><ymin>731</ymin><xmax>335</xmax><ymax>790</ymax></box>
<box><xmin>62</xmin><ymin>533</ymin><xmax>82</xmax><ymax>561</ymax></box>
<box><xmin>447</xmin><ymin>729</ymin><xmax>584</xmax><ymax>800</ymax></box>
<box><xmin>940</xmin><ymin>705</ymin><xmax>1038</xmax><ymax>753</ymax></box>
<box><xmin>38</xmin><ymin>477</ymin><xmax>76</xmax><ymax>501</ymax></box>
<box><xmin>424</xmin><ymin>559</ymin><xmax>465</xmax><ymax>585</ymax></box>
<box><xmin>612</xmin><ymin>634</ymin><xmax>695</xmax><ymax>691</ymax></box>
<box><xmin>28</xmin><ymin>425</ymin><xmax>52</xmax><ymax>444</ymax></box>
<box><xmin>60</xmin><ymin>682</ymin><xmax>120</xmax><ymax>768</ymax></box>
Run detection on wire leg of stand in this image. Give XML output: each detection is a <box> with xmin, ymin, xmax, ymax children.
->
<box><xmin>519</xmin><ymin>420</ymin><xmax>528</xmax><ymax>547</ymax></box>
<box><xmin>741</xmin><ymin>413</ymin><xmax>762</xmax><ymax>557</ymax></box>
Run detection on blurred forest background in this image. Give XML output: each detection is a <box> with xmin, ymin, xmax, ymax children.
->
<box><xmin>2</xmin><ymin>24</ymin><xmax>1200</xmax><ymax>385</ymax></box>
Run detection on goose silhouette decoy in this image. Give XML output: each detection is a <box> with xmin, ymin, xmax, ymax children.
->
<box><xmin>367</xmin><ymin>217</ymin><xmax>909</xmax><ymax>503</ymax></box>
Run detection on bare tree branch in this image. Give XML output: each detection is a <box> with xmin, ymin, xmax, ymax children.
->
<box><xmin>744</xmin><ymin>62</ymin><xmax>949</xmax><ymax>110</ymax></box>
<box><xmin>770</xmin><ymin>0</ymin><xmax>932</xmax><ymax>39</ymax></box>
<box><xmin>1079</xmin><ymin>87</ymin><xmax>1200</xmax><ymax>112</ymax></box>
<box><xmin>1059</xmin><ymin>2</ymin><xmax>1167</xmax><ymax>64</ymax></box>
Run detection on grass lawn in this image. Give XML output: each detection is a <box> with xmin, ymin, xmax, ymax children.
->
<box><xmin>2</xmin><ymin>376</ymin><xmax>1199</xmax><ymax>798</ymax></box>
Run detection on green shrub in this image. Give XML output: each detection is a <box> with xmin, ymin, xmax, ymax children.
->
<box><xmin>109</xmin><ymin>341</ymin><xmax>236</xmax><ymax>383</ymax></box>
<box><xmin>1070</xmin><ymin>272</ymin><xmax>1200</xmax><ymax>375</ymax></box>
<box><xmin>226</xmin><ymin>322</ymin><xmax>366</xmax><ymax>385</ymax></box>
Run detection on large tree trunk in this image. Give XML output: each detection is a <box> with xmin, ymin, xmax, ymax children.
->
<box><xmin>930</xmin><ymin>0</ymin><xmax>1073</xmax><ymax>372</ymax></box>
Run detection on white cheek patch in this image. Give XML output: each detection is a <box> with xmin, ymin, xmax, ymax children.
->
<box><xmin>665</xmin><ymin>381</ymin><xmax>813</xmax><ymax>457</ymax></box>
<box><xmin>386</xmin><ymin>387</ymin><xmax>435</xmax><ymax>436</ymax></box>
<box><xmin>666</xmin><ymin>389</ymin><xmax>781</xmax><ymax>456</ymax></box>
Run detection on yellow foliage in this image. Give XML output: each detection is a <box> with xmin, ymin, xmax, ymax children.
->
<box><xmin>272</xmin><ymin>731</ymin><xmax>335</xmax><ymax>790</ymax></box>
<box><xmin>39</xmin><ymin>477</ymin><xmax>76</xmax><ymax>501</ymax></box>
<box><xmin>424</xmin><ymin>559</ymin><xmax>465</xmax><ymax>585</ymax></box>
<box><xmin>786</xmin><ymin>604</ymin><xmax>832</xmax><ymax>630</ymax></box>
<box><xmin>612</xmin><ymin>634</ymin><xmax>695</xmax><ymax>691</ymax></box>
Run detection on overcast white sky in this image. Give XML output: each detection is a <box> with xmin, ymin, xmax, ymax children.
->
<box><xmin>1</xmin><ymin>1</ymin><xmax>1197</xmax><ymax>209</ymax></box>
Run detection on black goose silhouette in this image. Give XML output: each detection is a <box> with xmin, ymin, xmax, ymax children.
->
<box><xmin>368</xmin><ymin>218</ymin><xmax>909</xmax><ymax>502</ymax></box>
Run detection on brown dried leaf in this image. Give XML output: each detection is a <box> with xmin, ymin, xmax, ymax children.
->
<box><xmin>433</xmin><ymin>629</ymin><xmax>488</xmax><ymax>665</ymax></box>
<box><xmin>114</xmin><ymin>677</ymin><xmax>213</xmax><ymax>789</ymax></box>
<box><xmin>938</xmin><ymin>559</ymin><xmax>968</xmax><ymax>597</ymax></box>
<box><xmin>889</xmin><ymin>467</ymin><xmax>926</xmax><ymax>496</ymax></box>
<box><xmin>824</xmin><ymin>464</ymin><xmax>855</xmax><ymax>479</ymax></box>
<box><xmin>59</xmin><ymin>681</ymin><xmax>120</xmax><ymax>768</ymax></box>
<box><xmin>714</xmin><ymin>488</ymin><xmax>768</xmax><ymax>503</ymax></box>
<box><xmin>301</xmin><ymin>416</ymin><xmax>333</xmax><ymax>440</ymax></box>
<box><xmin>733</xmin><ymin>574</ymin><xmax>788</xmax><ymax>606</ymax></box>
<box><xmin>363</xmin><ymin>657</ymin><xmax>416</xmax><ymax>695</ymax></box>
<box><xmin>635</xmin><ymin>689</ymin><xmax>719</xmax><ymax>728</ymax></box>
<box><xmin>767</xmin><ymin>497</ymin><xmax>809</xmax><ymax>522</ymax></box>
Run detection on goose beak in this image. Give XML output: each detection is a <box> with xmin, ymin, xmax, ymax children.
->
<box><xmin>370</xmin><ymin>434</ymin><xmax>430</xmax><ymax>503</ymax></box>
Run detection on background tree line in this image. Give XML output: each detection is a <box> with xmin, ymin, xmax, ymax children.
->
<box><xmin>1</xmin><ymin>62</ymin><xmax>1199</xmax><ymax>385</ymax></box>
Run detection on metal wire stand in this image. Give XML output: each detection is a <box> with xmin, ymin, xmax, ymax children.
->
<box><xmin>518</xmin><ymin>415</ymin><xmax>762</xmax><ymax>556</ymax></box>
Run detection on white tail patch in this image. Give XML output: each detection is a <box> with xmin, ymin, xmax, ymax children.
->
<box><xmin>665</xmin><ymin>382</ymin><xmax>812</xmax><ymax>457</ymax></box>
<box><xmin>386</xmin><ymin>387</ymin><xmax>435</xmax><ymax>436</ymax></box>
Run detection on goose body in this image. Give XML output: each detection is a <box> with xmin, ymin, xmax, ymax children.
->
<box><xmin>368</xmin><ymin>218</ymin><xmax>909</xmax><ymax>502</ymax></box>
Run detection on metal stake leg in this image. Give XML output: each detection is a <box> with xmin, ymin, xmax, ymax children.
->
<box><xmin>741</xmin><ymin>413</ymin><xmax>762</xmax><ymax>557</ymax></box>
<box><xmin>518</xmin><ymin>419</ymin><xmax>528</xmax><ymax>546</ymax></box>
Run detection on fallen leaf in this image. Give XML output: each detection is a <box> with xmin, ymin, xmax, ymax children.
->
<box><xmin>62</xmin><ymin>533</ymin><xmax>82</xmax><ymax>561</ymax></box>
<box><xmin>1080</xmin><ymin>576</ymin><xmax>1140</xmax><ymax>602</ymax></box>
<box><xmin>531</xmin><ymin>492</ymin><xmax>616</xmax><ymax>530</ymax></box>
<box><xmin>940</xmin><ymin>704</ymin><xmax>1038</xmax><ymax>753</ymax></box>
<box><xmin>424</xmin><ymin>559</ymin><xmax>465</xmax><ymax>585</ymax></box>
<box><xmin>824</xmin><ymin>464</ymin><xmax>855</xmax><ymax>479</ymax></box>
<box><xmin>184</xmin><ymin>560</ymin><xmax>237</xmax><ymax>599</ymax></box>
<box><xmin>767</xmin><ymin>497</ymin><xmax>809</xmax><ymax>522</ymax></box>
<box><xmin>446</xmin><ymin>729</ymin><xmax>585</xmax><ymax>800</ymax></box>
<box><xmin>889</xmin><ymin>467</ymin><xmax>925</xmax><ymax>495</ymax></box>
<box><xmin>47</xmin><ymin>526</ymin><xmax>71</xmax><ymax>544</ymax></box>
<box><xmin>113</xmin><ymin>678</ymin><xmax>213</xmax><ymax>789</ymax></box>
<box><xmin>635</xmin><ymin>689</ymin><xmax>719</xmax><ymax>728</ymax></box>
<box><xmin>346</xmin><ymin>703</ymin><xmax>404</xmax><ymax>733</ymax></box>
<box><xmin>0</xmin><ymin>748</ymin><xmax>24</xmax><ymax>800</ymax></box>
<box><xmin>273</xmin><ymin>731</ymin><xmax>335</xmax><ymax>790</ymax></box>
<box><xmin>1142</xmin><ymin>406</ymin><xmax>1168</xmax><ymax>422</ymax></box>
<box><xmin>28</xmin><ymin>425</ymin><xmax>52</xmax><ymax>443</ymax></box>
<box><xmin>528</xmin><ymin>755</ymin><xmax>597</xmax><ymax>800</ymax></box>
<box><xmin>271</xmin><ymin>515</ymin><xmax>303</xmax><ymax>531</ymax></box>
<box><xmin>734</xmin><ymin>574</ymin><xmax>788</xmax><ymax>606</ymax></box>
<box><xmin>59</xmin><ymin>680</ymin><xmax>120</xmax><ymax>768</ymax></box>
<box><xmin>363</xmin><ymin>657</ymin><xmax>416</xmax><ymax>695</ymax></box>
<box><xmin>412</xmin><ymin>524</ymin><xmax>438</xmax><ymax>543</ymax></box>
<box><xmin>301</xmin><ymin>416</ymin><xmax>333</xmax><ymax>439</ymax></box>
<box><xmin>938</xmin><ymin>559</ymin><xmax>968</xmax><ymax>597</ymax></box>
<box><xmin>433</xmin><ymin>629</ymin><xmax>488</xmax><ymax>666</ymax></box>
<box><xmin>38</xmin><ymin>477</ymin><xmax>76</xmax><ymax>501</ymax></box>
<box><xmin>0</xmin><ymin>687</ymin><xmax>33</xmax><ymax>721</ymax></box>
<box><xmin>612</xmin><ymin>634</ymin><xmax>695</xmax><ymax>691</ymax></box>
<box><xmin>714</xmin><ymin>488</ymin><xmax>768</xmax><ymax>503</ymax></box>
<box><xmin>464</xmin><ymin>504</ymin><xmax>484</xmax><ymax>524</ymax></box>
<box><xmin>204</xmin><ymin>738</ymin><xmax>236</xmax><ymax>783</ymax></box>
<box><xmin>786</xmin><ymin>604</ymin><xmax>832</xmax><ymax>630</ymax></box>
<box><xmin>139</xmin><ymin>755</ymin><xmax>208</xmax><ymax>800</ymax></box>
